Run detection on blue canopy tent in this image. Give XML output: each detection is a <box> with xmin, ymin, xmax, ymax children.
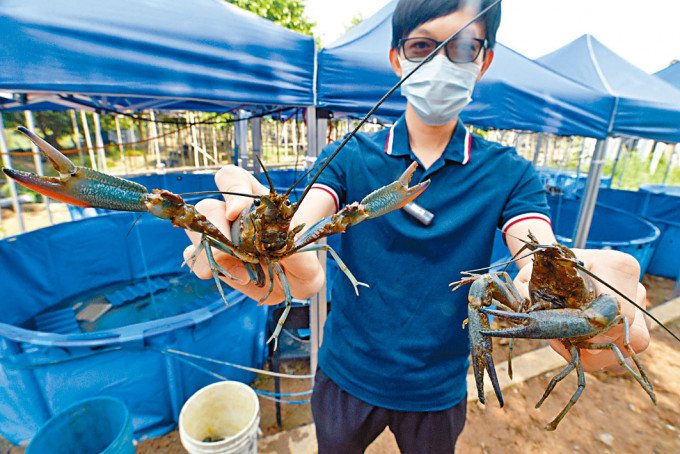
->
<box><xmin>0</xmin><ymin>0</ymin><xmax>318</xmax><ymax>444</ymax></box>
<box><xmin>316</xmin><ymin>0</ymin><xmax>615</xmax><ymax>139</ymax></box>
<box><xmin>537</xmin><ymin>34</ymin><xmax>680</xmax><ymax>143</ymax></box>
<box><xmin>655</xmin><ymin>61</ymin><xmax>680</xmax><ymax>90</ymax></box>
<box><xmin>535</xmin><ymin>34</ymin><xmax>680</xmax><ymax>248</ymax></box>
<box><xmin>0</xmin><ymin>0</ymin><xmax>315</xmax><ymax>112</ymax></box>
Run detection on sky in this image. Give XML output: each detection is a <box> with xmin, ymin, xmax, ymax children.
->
<box><xmin>305</xmin><ymin>0</ymin><xmax>680</xmax><ymax>74</ymax></box>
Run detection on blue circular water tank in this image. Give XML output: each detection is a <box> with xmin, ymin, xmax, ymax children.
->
<box><xmin>638</xmin><ymin>184</ymin><xmax>680</xmax><ymax>197</ymax></box>
<box><xmin>26</xmin><ymin>397</ymin><xmax>134</xmax><ymax>454</ymax></box>
<box><xmin>547</xmin><ymin>195</ymin><xmax>660</xmax><ymax>274</ymax></box>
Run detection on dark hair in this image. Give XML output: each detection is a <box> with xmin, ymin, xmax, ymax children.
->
<box><xmin>391</xmin><ymin>0</ymin><xmax>501</xmax><ymax>49</ymax></box>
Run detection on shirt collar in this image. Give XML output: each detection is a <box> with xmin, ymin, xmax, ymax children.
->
<box><xmin>384</xmin><ymin>114</ymin><xmax>471</xmax><ymax>165</ymax></box>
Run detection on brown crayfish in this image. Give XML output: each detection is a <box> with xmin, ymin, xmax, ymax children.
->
<box><xmin>450</xmin><ymin>232</ymin><xmax>675</xmax><ymax>431</ymax></box>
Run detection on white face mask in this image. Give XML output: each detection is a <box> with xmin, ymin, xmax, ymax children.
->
<box><xmin>399</xmin><ymin>54</ymin><xmax>481</xmax><ymax>126</ymax></box>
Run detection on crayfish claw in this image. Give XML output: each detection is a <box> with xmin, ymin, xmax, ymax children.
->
<box><xmin>485</xmin><ymin>353</ymin><xmax>504</xmax><ymax>407</ymax></box>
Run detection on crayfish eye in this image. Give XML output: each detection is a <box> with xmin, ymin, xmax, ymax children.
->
<box><xmin>285</xmin><ymin>200</ymin><xmax>291</xmax><ymax>207</ymax></box>
<box><xmin>253</xmin><ymin>199</ymin><xmax>261</xmax><ymax>206</ymax></box>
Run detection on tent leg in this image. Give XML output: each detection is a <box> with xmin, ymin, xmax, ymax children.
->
<box><xmin>573</xmin><ymin>138</ymin><xmax>608</xmax><ymax>248</ymax></box>
<box><xmin>70</xmin><ymin>110</ymin><xmax>85</xmax><ymax>164</ymax></box>
<box><xmin>0</xmin><ymin>113</ymin><xmax>25</xmax><ymax>234</ymax></box>
<box><xmin>252</xmin><ymin>117</ymin><xmax>262</xmax><ymax>180</ymax></box>
<box><xmin>80</xmin><ymin>110</ymin><xmax>98</xmax><ymax>170</ymax></box>
<box><xmin>93</xmin><ymin>112</ymin><xmax>108</xmax><ymax>174</ymax></box>
<box><xmin>24</xmin><ymin>111</ymin><xmax>53</xmax><ymax>225</ymax></box>
<box><xmin>305</xmin><ymin>107</ymin><xmax>329</xmax><ymax>377</ymax></box>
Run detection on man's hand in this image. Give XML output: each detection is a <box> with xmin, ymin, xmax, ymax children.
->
<box><xmin>514</xmin><ymin>248</ymin><xmax>650</xmax><ymax>372</ymax></box>
<box><xmin>182</xmin><ymin>165</ymin><xmax>325</xmax><ymax>305</ymax></box>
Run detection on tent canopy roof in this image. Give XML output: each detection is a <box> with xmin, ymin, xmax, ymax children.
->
<box><xmin>537</xmin><ymin>34</ymin><xmax>680</xmax><ymax>142</ymax></box>
<box><xmin>655</xmin><ymin>61</ymin><xmax>680</xmax><ymax>89</ymax></box>
<box><xmin>0</xmin><ymin>0</ymin><xmax>316</xmax><ymax>112</ymax></box>
<box><xmin>316</xmin><ymin>0</ymin><xmax>614</xmax><ymax>139</ymax></box>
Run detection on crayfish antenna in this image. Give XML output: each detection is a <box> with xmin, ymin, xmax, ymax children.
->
<box><xmin>255</xmin><ymin>154</ymin><xmax>274</xmax><ymax>193</ymax></box>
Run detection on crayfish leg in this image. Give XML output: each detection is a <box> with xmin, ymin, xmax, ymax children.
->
<box><xmin>296</xmin><ymin>243</ymin><xmax>369</xmax><ymax>295</ymax></box>
<box><xmin>537</xmin><ymin>343</ymin><xmax>584</xmax><ymax>431</ymax></box>
<box><xmin>581</xmin><ymin>316</ymin><xmax>656</xmax><ymax>405</ymax></box>
<box><xmin>260</xmin><ymin>262</ymin><xmax>277</xmax><ymax>304</ymax></box>
<box><xmin>266</xmin><ymin>262</ymin><xmax>293</xmax><ymax>351</ymax></box>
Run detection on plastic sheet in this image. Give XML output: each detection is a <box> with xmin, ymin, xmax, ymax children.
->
<box><xmin>0</xmin><ymin>212</ymin><xmax>268</xmax><ymax>445</ymax></box>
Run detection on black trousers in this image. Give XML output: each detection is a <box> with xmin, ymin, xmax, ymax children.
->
<box><xmin>311</xmin><ymin>368</ymin><xmax>467</xmax><ymax>454</ymax></box>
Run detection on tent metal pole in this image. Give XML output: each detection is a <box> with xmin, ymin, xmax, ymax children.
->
<box><xmin>573</xmin><ymin>138</ymin><xmax>608</xmax><ymax>248</ymax></box>
<box><xmin>608</xmin><ymin>137</ymin><xmax>626</xmax><ymax>188</ymax></box>
<box><xmin>0</xmin><ymin>113</ymin><xmax>25</xmax><ymax>234</ymax></box>
<box><xmin>149</xmin><ymin>110</ymin><xmax>161</xmax><ymax>169</ymax></box>
<box><xmin>305</xmin><ymin>106</ymin><xmax>328</xmax><ymax>377</ymax></box>
<box><xmin>251</xmin><ymin>117</ymin><xmax>262</xmax><ymax>180</ymax></box>
<box><xmin>69</xmin><ymin>110</ymin><xmax>85</xmax><ymax>164</ymax></box>
<box><xmin>237</xmin><ymin>110</ymin><xmax>250</xmax><ymax>169</ymax></box>
<box><xmin>662</xmin><ymin>143</ymin><xmax>678</xmax><ymax>185</ymax></box>
<box><xmin>80</xmin><ymin>110</ymin><xmax>97</xmax><ymax>170</ymax></box>
<box><xmin>115</xmin><ymin>115</ymin><xmax>128</xmax><ymax>175</ymax></box>
<box><xmin>617</xmin><ymin>138</ymin><xmax>636</xmax><ymax>188</ymax></box>
<box><xmin>211</xmin><ymin>123</ymin><xmax>218</xmax><ymax>164</ymax></box>
<box><xmin>93</xmin><ymin>112</ymin><xmax>108</xmax><ymax>174</ymax></box>
<box><xmin>532</xmin><ymin>133</ymin><xmax>543</xmax><ymax>166</ymax></box>
<box><xmin>24</xmin><ymin>111</ymin><xmax>53</xmax><ymax>225</ymax></box>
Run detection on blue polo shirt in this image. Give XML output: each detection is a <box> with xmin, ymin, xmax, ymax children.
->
<box><xmin>311</xmin><ymin>115</ymin><xmax>550</xmax><ymax>411</ymax></box>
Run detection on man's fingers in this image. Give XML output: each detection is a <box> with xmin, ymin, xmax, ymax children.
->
<box><xmin>215</xmin><ymin>165</ymin><xmax>268</xmax><ymax>221</ymax></box>
<box><xmin>577</xmin><ymin>248</ymin><xmax>641</xmax><ymax>321</ymax></box>
<box><xmin>182</xmin><ymin>198</ymin><xmax>251</xmax><ymax>284</ymax></box>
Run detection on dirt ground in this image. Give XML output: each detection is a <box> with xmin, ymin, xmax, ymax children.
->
<box><xmin>1</xmin><ymin>203</ymin><xmax>678</xmax><ymax>453</ymax></box>
<box><xmin>133</xmin><ymin>275</ymin><xmax>680</xmax><ymax>454</ymax></box>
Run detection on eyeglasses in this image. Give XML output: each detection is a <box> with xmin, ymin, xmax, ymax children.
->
<box><xmin>399</xmin><ymin>37</ymin><xmax>488</xmax><ymax>63</ymax></box>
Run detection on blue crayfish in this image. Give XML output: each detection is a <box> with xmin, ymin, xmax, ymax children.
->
<box><xmin>451</xmin><ymin>232</ymin><xmax>666</xmax><ymax>431</ymax></box>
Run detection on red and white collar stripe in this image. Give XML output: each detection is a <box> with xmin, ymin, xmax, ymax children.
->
<box><xmin>384</xmin><ymin>123</ymin><xmax>471</xmax><ymax>165</ymax></box>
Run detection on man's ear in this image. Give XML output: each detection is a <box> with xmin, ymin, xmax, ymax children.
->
<box><xmin>477</xmin><ymin>49</ymin><xmax>494</xmax><ymax>81</ymax></box>
<box><xmin>389</xmin><ymin>47</ymin><xmax>403</xmax><ymax>78</ymax></box>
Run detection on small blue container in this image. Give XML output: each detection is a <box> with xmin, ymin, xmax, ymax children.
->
<box><xmin>26</xmin><ymin>397</ymin><xmax>134</xmax><ymax>454</ymax></box>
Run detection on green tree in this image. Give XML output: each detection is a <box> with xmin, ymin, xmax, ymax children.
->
<box><xmin>346</xmin><ymin>13</ymin><xmax>364</xmax><ymax>31</ymax></box>
<box><xmin>224</xmin><ymin>0</ymin><xmax>315</xmax><ymax>36</ymax></box>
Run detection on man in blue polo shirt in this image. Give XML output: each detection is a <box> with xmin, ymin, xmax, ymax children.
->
<box><xmin>184</xmin><ymin>0</ymin><xmax>650</xmax><ymax>452</ymax></box>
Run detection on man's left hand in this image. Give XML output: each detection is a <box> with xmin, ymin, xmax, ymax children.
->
<box><xmin>514</xmin><ymin>248</ymin><xmax>650</xmax><ymax>372</ymax></box>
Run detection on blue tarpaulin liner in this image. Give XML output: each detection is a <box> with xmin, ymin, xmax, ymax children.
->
<box><xmin>595</xmin><ymin>187</ymin><xmax>680</xmax><ymax>279</ymax></box>
<box><xmin>537</xmin><ymin>35</ymin><xmax>680</xmax><ymax>142</ymax></box>
<box><xmin>316</xmin><ymin>0</ymin><xmax>614</xmax><ymax>138</ymax></box>
<box><xmin>655</xmin><ymin>62</ymin><xmax>680</xmax><ymax>89</ymax></box>
<box><xmin>0</xmin><ymin>0</ymin><xmax>315</xmax><ymax>112</ymax></box>
<box><xmin>0</xmin><ymin>212</ymin><xmax>268</xmax><ymax>445</ymax></box>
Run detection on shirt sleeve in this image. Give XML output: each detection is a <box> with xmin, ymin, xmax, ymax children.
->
<box><xmin>499</xmin><ymin>155</ymin><xmax>552</xmax><ymax>234</ymax></box>
<box><xmin>309</xmin><ymin>138</ymin><xmax>351</xmax><ymax>211</ymax></box>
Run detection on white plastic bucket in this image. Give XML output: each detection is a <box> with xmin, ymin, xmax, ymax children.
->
<box><xmin>179</xmin><ymin>381</ymin><xmax>260</xmax><ymax>454</ymax></box>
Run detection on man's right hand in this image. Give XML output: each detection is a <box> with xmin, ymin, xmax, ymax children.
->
<box><xmin>182</xmin><ymin>165</ymin><xmax>326</xmax><ymax>305</ymax></box>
